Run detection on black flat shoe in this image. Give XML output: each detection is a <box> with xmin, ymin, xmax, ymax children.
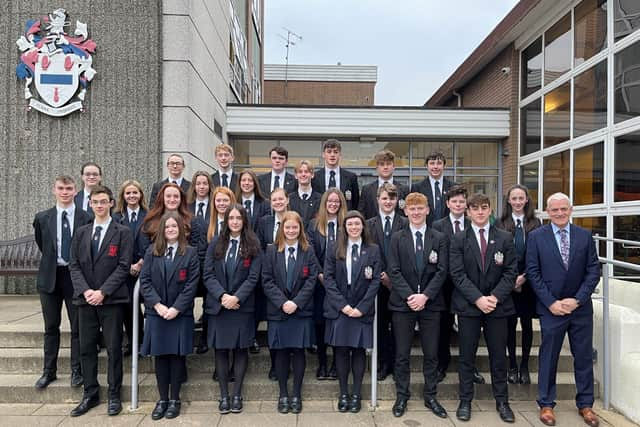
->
<box><xmin>107</xmin><ymin>398</ymin><xmax>122</xmax><ymax>416</ymax></box>
<box><xmin>316</xmin><ymin>365</ymin><xmax>328</xmax><ymax>380</ymax></box>
<box><xmin>507</xmin><ymin>368</ymin><xmax>519</xmax><ymax>384</ymax></box>
<box><xmin>70</xmin><ymin>395</ymin><xmax>100</xmax><ymax>417</ymax></box>
<box><xmin>195</xmin><ymin>343</ymin><xmax>208</xmax><ymax>354</ymax></box>
<box><xmin>70</xmin><ymin>369</ymin><xmax>83</xmax><ymax>387</ymax></box>
<box><xmin>497</xmin><ymin>402</ymin><xmax>515</xmax><ymax>423</ymax></box>
<box><xmin>456</xmin><ymin>400</ymin><xmax>472</xmax><ymax>422</ymax></box>
<box><xmin>327</xmin><ymin>364</ymin><xmax>337</xmax><ymax>380</ymax></box>
<box><xmin>349</xmin><ymin>395</ymin><xmax>361</xmax><ymax>413</ymax></box>
<box><xmin>218</xmin><ymin>396</ymin><xmax>231</xmax><ymax>414</ymax></box>
<box><xmin>151</xmin><ymin>400</ymin><xmax>168</xmax><ymax>420</ymax></box>
<box><xmin>34</xmin><ymin>372</ymin><xmax>57</xmax><ymax>389</ymax></box>
<box><xmin>231</xmin><ymin>395</ymin><xmax>243</xmax><ymax>413</ymax></box>
<box><xmin>337</xmin><ymin>394</ymin><xmax>350</xmax><ymax>412</ymax></box>
<box><xmin>249</xmin><ymin>339</ymin><xmax>260</xmax><ymax>354</ymax></box>
<box><xmin>392</xmin><ymin>398</ymin><xmax>407</xmax><ymax>417</ymax></box>
<box><xmin>290</xmin><ymin>396</ymin><xmax>302</xmax><ymax>414</ymax></box>
<box><xmin>277</xmin><ymin>396</ymin><xmax>290</xmax><ymax>414</ymax></box>
<box><xmin>519</xmin><ymin>367</ymin><xmax>531</xmax><ymax>385</ymax></box>
<box><xmin>425</xmin><ymin>397</ymin><xmax>447</xmax><ymax>418</ymax></box>
<box><xmin>165</xmin><ymin>400</ymin><xmax>181</xmax><ymax>419</ymax></box>
<box><xmin>472</xmin><ymin>370</ymin><xmax>486</xmax><ymax>384</ymax></box>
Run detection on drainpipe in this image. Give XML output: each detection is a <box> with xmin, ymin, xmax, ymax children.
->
<box><xmin>452</xmin><ymin>90</ymin><xmax>462</xmax><ymax>107</ymax></box>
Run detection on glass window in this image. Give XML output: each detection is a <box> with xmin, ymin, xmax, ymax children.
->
<box><xmin>613</xmin><ymin>215</ymin><xmax>640</xmax><ymax>278</ymax></box>
<box><xmin>614</xmin><ymin>40</ymin><xmax>640</xmax><ymax>123</ymax></box>
<box><xmin>545</xmin><ymin>13</ymin><xmax>572</xmax><ymax>85</ymax></box>
<box><xmin>574</xmin><ymin>0</ymin><xmax>607</xmax><ymax>66</ymax></box>
<box><xmin>520</xmin><ymin>162</ymin><xmax>539</xmax><ymax>209</ymax></box>
<box><xmin>456</xmin><ymin>142</ymin><xmax>498</xmax><ymax>168</ymax></box>
<box><xmin>573</xmin><ymin>142</ymin><xmax>604</xmax><ymax>205</ymax></box>
<box><xmin>614</xmin><ymin>1</ymin><xmax>640</xmax><ymax>42</ymax></box>
<box><xmin>457</xmin><ymin>176</ymin><xmax>499</xmax><ymax>212</ymax></box>
<box><xmin>232</xmin><ymin>139</ymin><xmax>276</xmax><ymax>172</ymax></box>
<box><xmin>614</xmin><ymin>130</ymin><xmax>640</xmax><ymax>202</ymax></box>
<box><xmin>574</xmin><ymin>60</ymin><xmax>608</xmax><ymax>137</ymax></box>
<box><xmin>543</xmin><ymin>150</ymin><xmax>570</xmax><ymax>202</ymax></box>
<box><xmin>572</xmin><ymin>216</ymin><xmax>606</xmax><ymax>254</ymax></box>
<box><xmin>522</xmin><ymin>37</ymin><xmax>542</xmax><ymax>98</ymax></box>
<box><xmin>521</xmin><ymin>100</ymin><xmax>541</xmax><ymax>155</ymax></box>
<box><xmin>410</xmin><ymin>142</ymin><xmax>453</xmax><ymax>169</ymax></box>
<box><xmin>544</xmin><ymin>82</ymin><xmax>571</xmax><ymax>147</ymax></box>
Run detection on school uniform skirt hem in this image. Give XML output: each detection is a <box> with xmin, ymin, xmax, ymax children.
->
<box><xmin>141</xmin><ymin>315</ymin><xmax>194</xmax><ymax>356</ymax></box>
<box><xmin>268</xmin><ymin>316</ymin><xmax>314</xmax><ymax>349</ymax></box>
<box><xmin>325</xmin><ymin>314</ymin><xmax>373</xmax><ymax>349</ymax></box>
<box><xmin>207</xmin><ymin>310</ymin><xmax>255</xmax><ymax>349</ymax></box>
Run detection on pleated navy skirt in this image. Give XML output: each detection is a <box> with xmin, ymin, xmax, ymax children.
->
<box><xmin>267</xmin><ymin>316</ymin><xmax>315</xmax><ymax>349</ymax></box>
<box><xmin>207</xmin><ymin>310</ymin><xmax>255</xmax><ymax>349</ymax></box>
<box><xmin>141</xmin><ymin>314</ymin><xmax>194</xmax><ymax>356</ymax></box>
<box><xmin>325</xmin><ymin>314</ymin><xmax>373</xmax><ymax>349</ymax></box>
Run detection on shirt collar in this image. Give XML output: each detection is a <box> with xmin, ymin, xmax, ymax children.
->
<box><xmin>348</xmin><ymin>238</ymin><xmax>363</xmax><ymax>250</ymax></box>
<box><xmin>127</xmin><ymin>206</ymin><xmax>140</xmax><ymax>216</ymax></box>
<box><xmin>379</xmin><ymin>210</ymin><xmax>395</xmax><ymax>223</ymax></box>
<box><xmin>242</xmin><ymin>195</ymin><xmax>255</xmax><ymax>203</ymax></box>
<box><xmin>285</xmin><ymin>241</ymin><xmax>299</xmax><ymax>254</ymax></box>
<box><xmin>512</xmin><ymin>213</ymin><xmax>525</xmax><ymax>223</ymax></box>
<box><xmin>551</xmin><ymin>223</ymin><xmax>570</xmax><ymax>234</ymax></box>
<box><xmin>471</xmin><ymin>222</ymin><xmax>489</xmax><ymax>234</ymax></box>
<box><xmin>167</xmin><ymin>242</ymin><xmax>179</xmax><ymax>255</ymax></box>
<box><xmin>378</xmin><ymin>177</ymin><xmax>393</xmax><ymax>186</ymax></box>
<box><xmin>410</xmin><ymin>223</ymin><xmax>427</xmax><ymax>236</ymax></box>
<box><xmin>449</xmin><ymin>213</ymin><xmax>464</xmax><ymax>224</ymax></box>
<box><xmin>93</xmin><ymin>217</ymin><xmax>112</xmax><ymax>229</ymax></box>
<box><xmin>219</xmin><ymin>168</ymin><xmax>233</xmax><ymax>177</ymax></box>
<box><xmin>429</xmin><ymin>176</ymin><xmax>441</xmax><ymax>186</ymax></box>
<box><xmin>168</xmin><ymin>177</ymin><xmax>183</xmax><ymax>185</ymax></box>
<box><xmin>57</xmin><ymin>204</ymin><xmax>75</xmax><ymax>216</ymax></box>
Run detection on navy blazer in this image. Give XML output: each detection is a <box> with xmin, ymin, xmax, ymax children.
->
<box><xmin>149</xmin><ymin>178</ymin><xmax>191</xmax><ymax>207</ymax></box>
<box><xmin>432</xmin><ymin>216</ymin><xmax>471</xmax><ymax>306</ymax></box>
<box><xmin>358</xmin><ymin>180</ymin><xmax>409</xmax><ymax>220</ymax></box>
<box><xmin>261</xmin><ymin>244</ymin><xmax>318</xmax><ymax>320</ymax></box>
<box><xmin>69</xmin><ymin>221</ymin><xmax>134</xmax><ymax>305</ymax></box>
<box><xmin>243</xmin><ymin>197</ymin><xmax>270</xmax><ymax>231</ymax></box>
<box><xmin>323</xmin><ymin>243</ymin><xmax>381</xmax><ymax>323</ymax></box>
<box><xmin>289</xmin><ymin>191</ymin><xmax>322</xmax><ymax>226</ymax></box>
<box><xmin>387</xmin><ymin>227</ymin><xmax>448</xmax><ymax>312</ymax></box>
<box><xmin>112</xmin><ymin>209</ymin><xmax>150</xmax><ymax>263</ymax></box>
<box><xmin>412</xmin><ymin>177</ymin><xmax>454</xmax><ymax>226</ymax></box>
<box><xmin>139</xmin><ymin>245</ymin><xmax>199</xmax><ymax>317</ymax></box>
<box><xmin>258</xmin><ymin>172</ymin><xmax>297</xmax><ymax>197</ymax></box>
<box><xmin>203</xmin><ymin>237</ymin><xmax>262</xmax><ymax>315</ymax></box>
<box><xmin>311</xmin><ymin>167</ymin><xmax>360</xmax><ymax>211</ymax></box>
<box><xmin>257</xmin><ymin>214</ymin><xmax>279</xmax><ymax>250</ymax></box>
<box><xmin>73</xmin><ymin>191</ymin><xmax>94</xmax><ymax>218</ymax></box>
<box><xmin>33</xmin><ymin>206</ymin><xmax>92</xmax><ymax>293</ymax></box>
<box><xmin>306</xmin><ymin>219</ymin><xmax>339</xmax><ymax>275</ymax></box>
<box><xmin>366</xmin><ymin>214</ymin><xmax>409</xmax><ymax>272</ymax></box>
<box><xmin>526</xmin><ymin>224</ymin><xmax>600</xmax><ymax>319</ymax></box>
<box><xmin>211</xmin><ymin>170</ymin><xmax>239</xmax><ymax>192</ymax></box>
<box><xmin>449</xmin><ymin>226</ymin><xmax>517</xmax><ymax>317</ymax></box>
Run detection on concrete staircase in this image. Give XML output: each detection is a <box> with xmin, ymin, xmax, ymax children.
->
<box><xmin>0</xmin><ymin>296</ymin><xmax>595</xmax><ymax>403</ymax></box>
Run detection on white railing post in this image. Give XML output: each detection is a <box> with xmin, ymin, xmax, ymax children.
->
<box><xmin>130</xmin><ymin>278</ymin><xmax>141</xmax><ymax>410</ymax></box>
<box><xmin>370</xmin><ymin>295</ymin><xmax>378</xmax><ymax>410</ymax></box>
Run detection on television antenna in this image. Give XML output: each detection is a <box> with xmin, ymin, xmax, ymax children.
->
<box><xmin>277</xmin><ymin>27</ymin><xmax>302</xmax><ymax>100</ymax></box>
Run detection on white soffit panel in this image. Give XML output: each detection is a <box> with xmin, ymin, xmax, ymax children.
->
<box><xmin>264</xmin><ymin>64</ymin><xmax>378</xmax><ymax>82</ymax></box>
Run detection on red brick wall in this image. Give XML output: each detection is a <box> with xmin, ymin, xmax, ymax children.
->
<box><xmin>264</xmin><ymin>81</ymin><xmax>375</xmax><ymax>105</ymax></box>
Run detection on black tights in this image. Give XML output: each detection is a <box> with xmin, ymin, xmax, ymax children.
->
<box><xmin>275</xmin><ymin>348</ymin><xmax>305</xmax><ymax>398</ymax></box>
<box><xmin>155</xmin><ymin>355</ymin><xmax>186</xmax><ymax>401</ymax></box>
<box><xmin>507</xmin><ymin>315</ymin><xmax>533</xmax><ymax>370</ymax></box>
<box><xmin>334</xmin><ymin>346</ymin><xmax>366</xmax><ymax>396</ymax></box>
<box><xmin>215</xmin><ymin>349</ymin><xmax>248</xmax><ymax>397</ymax></box>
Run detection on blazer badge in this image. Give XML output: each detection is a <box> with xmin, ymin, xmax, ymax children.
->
<box><xmin>108</xmin><ymin>244</ymin><xmax>118</xmax><ymax>257</ymax></box>
<box><xmin>494</xmin><ymin>251</ymin><xmax>504</xmax><ymax>266</ymax></box>
<box><xmin>344</xmin><ymin>190</ymin><xmax>352</xmax><ymax>201</ymax></box>
<box><xmin>398</xmin><ymin>199</ymin><xmax>406</xmax><ymax>209</ymax></box>
<box><xmin>428</xmin><ymin>250</ymin><xmax>438</xmax><ymax>264</ymax></box>
<box><xmin>364</xmin><ymin>265</ymin><xmax>373</xmax><ymax>280</ymax></box>
<box><xmin>178</xmin><ymin>269</ymin><xmax>187</xmax><ymax>281</ymax></box>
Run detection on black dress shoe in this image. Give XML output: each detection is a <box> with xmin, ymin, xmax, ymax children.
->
<box><xmin>70</xmin><ymin>395</ymin><xmax>100</xmax><ymax>417</ymax></box>
<box><xmin>497</xmin><ymin>402</ymin><xmax>515</xmax><ymax>423</ymax></box>
<box><xmin>316</xmin><ymin>365</ymin><xmax>328</xmax><ymax>380</ymax></box>
<box><xmin>425</xmin><ymin>397</ymin><xmax>448</xmax><ymax>418</ymax></box>
<box><xmin>349</xmin><ymin>395</ymin><xmax>361</xmax><ymax>413</ymax></box>
<box><xmin>507</xmin><ymin>368</ymin><xmax>519</xmax><ymax>384</ymax></box>
<box><xmin>218</xmin><ymin>396</ymin><xmax>231</xmax><ymax>414</ymax></box>
<box><xmin>34</xmin><ymin>372</ymin><xmax>56</xmax><ymax>389</ymax></box>
<box><xmin>436</xmin><ymin>369</ymin><xmax>446</xmax><ymax>383</ymax></box>
<box><xmin>472</xmin><ymin>370</ymin><xmax>486</xmax><ymax>384</ymax></box>
<box><xmin>195</xmin><ymin>343</ymin><xmax>208</xmax><ymax>354</ymax></box>
<box><xmin>249</xmin><ymin>339</ymin><xmax>260</xmax><ymax>354</ymax></box>
<box><xmin>231</xmin><ymin>395</ymin><xmax>243</xmax><ymax>413</ymax></box>
<box><xmin>108</xmin><ymin>398</ymin><xmax>122</xmax><ymax>416</ymax></box>
<box><xmin>519</xmin><ymin>367</ymin><xmax>531</xmax><ymax>384</ymax></box>
<box><xmin>392</xmin><ymin>398</ymin><xmax>407</xmax><ymax>417</ymax></box>
<box><xmin>337</xmin><ymin>394</ymin><xmax>350</xmax><ymax>412</ymax></box>
<box><xmin>307</xmin><ymin>345</ymin><xmax>318</xmax><ymax>354</ymax></box>
<box><xmin>151</xmin><ymin>400</ymin><xmax>168</xmax><ymax>420</ymax></box>
<box><xmin>290</xmin><ymin>396</ymin><xmax>302</xmax><ymax>414</ymax></box>
<box><xmin>327</xmin><ymin>364</ymin><xmax>337</xmax><ymax>380</ymax></box>
<box><xmin>277</xmin><ymin>396</ymin><xmax>290</xmax><ymax>414</ymax></box>
<box><xmin>165</xmin><ymin>400</ymin><xmax>181</xmax><ymax>419</ymax></box>
<box><xmin>268</xmin><ymin>367</ymin><xmax>277</xmax><ymax>381</ymax></box>
<box><xmin>70</xmin><ymin>369</ymin><xmax>83</xmax><ymax>387</ymax></box>
<box><xmin>456</xmin><ymin>400</ymin><xmax>472</xmax><ymax>421</ymax></box>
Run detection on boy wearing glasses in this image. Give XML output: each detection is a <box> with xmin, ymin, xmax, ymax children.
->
<box><xmin>74</xmin><ymin>162</ymin><xmax>103</xmax><ymax>217</ymax></box>
<box><xmin>149</xmin><ymin>154</ymin><xmax>191</xmax><ymax>206</ymax></box>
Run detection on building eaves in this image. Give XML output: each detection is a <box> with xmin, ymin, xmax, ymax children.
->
<box><xmin>264</xmin><ymin>64</ymin><xmax>378</xmax><ymax>83</ymax></box>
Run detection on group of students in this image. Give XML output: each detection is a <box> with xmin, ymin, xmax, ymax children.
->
<box><xmin>32</xmin><ymin>139</ymin><xmax>600</xmax><ymax>426</ymax></box>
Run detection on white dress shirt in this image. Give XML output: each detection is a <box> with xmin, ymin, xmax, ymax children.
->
<box><xmin>56</xmin><ymin>204</ymin><xmax>75</xmax><ymax>265</ymax></box>
<box><xmin>92</xmin><ymin>217</ymin><xmax>112</xmax><ymax>252</ymax></box>
<box><xmin>325</xmin><ymin>166</ymin><xmax>341</xmax><ymax>190</ymax></box>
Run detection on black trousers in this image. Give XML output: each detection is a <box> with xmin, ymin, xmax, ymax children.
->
<box><xmin>457</xmin><ymin>315</ymin><xmax>508</xmax><ymax>403</ymax></box>
<box><xmin>437</xmin><ymin>311</ymin><xmax>455</xmax><ymax>372</ymax></box>
<box><xmin>39</xmin><ymin>266</ymin><xmax>80</xmax><ymax>374</ymax></box>
<box><xmin>376</xmin><ymin>287</ymin><xmax>395</xmax><ymax>369</ymax></box>
<box><xmin>392</xmin><ymin>309</ymin><xmax>440</xmax><ymax>400</ymax></box>
<box><xmin>78</xmin><ymin>303</ymin><xmax>125</xmax><ymax>399</ymax></box>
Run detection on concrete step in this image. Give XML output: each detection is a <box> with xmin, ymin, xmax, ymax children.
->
<box><xmin>0</xmin><ymin>346</ymin><xmax>572</xmax><ymax>375</ymax></box>
<box><xmin>0</xmin><ymin>372</ymin><xmax>596</xmax><ymax>403</ymax></box>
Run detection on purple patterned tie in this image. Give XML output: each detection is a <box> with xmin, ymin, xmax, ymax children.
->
<box><xmin>559</xmin><ymin>229</ymin><xmax>569</xmax><ymax>269</ymax></box>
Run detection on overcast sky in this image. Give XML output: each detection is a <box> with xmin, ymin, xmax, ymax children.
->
<box><xmin>264</xmin><ymin>0</ymin><xmax>519</xmax><ymax>106</ymax></box>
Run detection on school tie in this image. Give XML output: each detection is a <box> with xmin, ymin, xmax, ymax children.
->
<box><xmin>328</xmin><ymin>221</ymin><xmax>336</xmax><ymax>243</ymax></box>
<box><xmin>328</xmin><ymin>170</ymin><xmax>336</xmax><ymax>189</ymax></box>
<box><xmin>244</xmin><ymin>199</ymin><xmax>252</xmax><ymax>217</ymax></box>
<box><xmin>350</xmin><ymin>244</ymin><xmax>360</xmax><ymax>286</ymax></box>
<box><xmin>225</xmin><ymin>239</ymin><xmax>238</xmax><ymax>288</ymax></box>
<box><xmin>273</xmin><ymin>221</ymin><xmax>280</xmax><ymax>241</ymax></box>
<box><xmin>454</xmin><ymin>219</ymin><xmax>461</xmax><ymax>234</ymax></box>
<box><xmin>274</xmin><ymin>175</ymin><xmax>280</xmax><ymax>189</ymax></box>
<box><xmin>165</xmin><ymin>246</ymin><xmax>174</xmax><ymax>262</ymax></box>
<box><xmin>91</xmin><ymin>226</ymin><xmax>102</xmax><ymax>259</ymax></box>
<box><xmin>514</xmin><ymin>219</ymin><xmax>525</xmax><ymax>257</ymax></box>
<box><xmin>559</xmin><ymin>229</ymin><xmax>570</xmax><ymax>269</ymax></box>
<box><xmin>222</xmin><ymin>173</ymin><xmax>229</xmax><ymax>188</ymax></box>
<box><xmin>433</xmin><ymin>180</ymin><xmax>442</xmax><ymax>219</ymax></box>
<box><xmin>286</xmin><ymin>247</ymin><xmax>296</xmax><ymax>292</ymax></box>
<box><xmin>61</xmin><ymin>211</ymin><xmax>71</xmax><ymax>262</ymax></box>
<box><xmin>479</xmin><ymin>228</ymin><xmax>488</xmax><ymax>269</ymax></box>
<box><xmin>415</xmin><ymin>231</ymin><xmax>424</xmax><ymax>275</ymax></box>
<box><xmin>383</xmin><ymin>216</ymin><xmax>391</xmax><ymax>258</ymax></box>
<box><xmin>197</xmin><ymin>202</ymin><xmax>205</xmax><ymax>219</ymax></box>
<box><xmin>302</xmin><ymin>193</ymin><xmax>308</xmax><ymax>201</ymax></box>
<box><xmin>218</xmin><ymin>221</ymin><xmax>224</xmax><ymax>235</ymax></box>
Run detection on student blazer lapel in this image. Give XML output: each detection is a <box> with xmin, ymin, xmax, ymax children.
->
<box><xmin>465</xmin><ymin>227</ymin><xmax>484</xmax><ymax>273</ymax></box>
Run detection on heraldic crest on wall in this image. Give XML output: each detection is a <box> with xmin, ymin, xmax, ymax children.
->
<box><xmin>16</xmin><ymin>8</ymin><xmax>97</xmax><ymax>117</ymax></box>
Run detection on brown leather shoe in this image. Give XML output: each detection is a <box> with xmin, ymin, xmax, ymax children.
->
<box><xmin>578</xmin><ymin>407</ymin><xmax>600</xmax><ymax>427</ymax></box>
<box><xmin>539</xmin><ymin>407</ymin><xmax>556</xmax><ymax>426</ymax></box>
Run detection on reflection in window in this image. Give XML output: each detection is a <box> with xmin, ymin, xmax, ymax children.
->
<box><xmin>456</xmin><ymin>142</ymin><xmax>498</xmax><ymax>168</ymax></box>
<box><xmin>457</xmin><ymin>176</ymin><xmax>498</xmax><ymax>212</ymax></box>
<box><xmin>615</xmin><ymin>40</ymin><xmax>640</xmax><ymax>123</ymax></box>
<box><xmin>614</xmin><ymin>130</ymin><xmax>640</xmax><ymax>202</ymax></box>
<box><xmin>544</xmin><ymin>82</ymin><xmax>571</xmax><ymax>147</ymax></box>
<box><xmin>574</xmin><ymin>60</ymin><xmax>607</xmax><ymax>137</ymax></box>
<box><xmin>543</xmin><ymin>150</ymin><xmax>570</xmax><ymax>202</ymax></box>
<box><xmin>410</xmin><ymin>142</ymin><xmax>453</xmax><ymax>168</ymax></box>
<box><xmin>520</xmin><ymin>162</ymin><xmax>539</xmax><ymax>209</ymax></box>
<box><xmin>613</xmin><ymin>216</ymin><xmax>640</xmax><ymax>279</ymax></box>
<box><xmin>614</xmin><ymin>0</ymin><xmax>640</xmax><ymax>42</ymax></box>
<box><xmin>522</xmin><ymin>37</ymin><xmax>542</xmax><ymax>98</ymax></box>
<box><xmin>574</xmin><ymin>0</ymin><xmax>607</xmax><ymax>66</ymax></box>
<box><xmin>573</xmin><ymin>142</ymin><xmax>604</xmax><ymax>205</ymax></box>
<box><xmin>545</xmin><ymin>13</ymin><xmax>572</xmax><ymax>85</ymax></box>
<box><xmin>521</xmin><ymin>100</ymin><xmax>541</xmax><ymax>155</ymax></box>
<box><xmin>572</xmin><ymin>216</ymin><xmax>606</xmax><ymax>255</ymax></box>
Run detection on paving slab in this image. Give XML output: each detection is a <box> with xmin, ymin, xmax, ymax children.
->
<box><xmin>0</xmin><ymin>415</ymin><xmax>66</xmax><ymax>426</ymax></box>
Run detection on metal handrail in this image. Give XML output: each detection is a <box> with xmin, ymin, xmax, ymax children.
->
<box><xmin>130</xmin><ymin>278</ymin><xmax>141</xmax><ymax>410</ymax></box>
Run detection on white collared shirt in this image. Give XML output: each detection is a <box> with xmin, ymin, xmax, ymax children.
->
<box><xmin>241</xmin><ymin>195</ymin><xmax>255</xmax><ymax>216</ymax></box>
<box><xmin>82</xmin><ymin>189</ymin><xmax>91</xmax><ymax>211</ymax></box>
<box><xmin>168</xmin><ymin>177</ymin><xmax>183</xmax><ymax>187</ymax></box>
<box><xmin>56</xmin><ymin>204</ymin><xmax>75</xmax><ymax>265</ymax></box>
<box><xmin>166</xmin><ymin>242</ymin><xmax>178</xmax><ymax>261</ymax></box>
<box><xmin>378</xmin><ymin>177</ymin><xmax>394</xmax><ymax>187</ymax></box>
<box><xmin>449</xmin><ymin>213</ymin><xmax>465</xmax><ymax>232</ymax></box>
<box><xmin>325</xmin><ymin>166</ymin><xmax>341</xmax><ymax>190</ymax></box>
<box><xmin>298</xmin><ymin>188</ymin><xmax>312</xmax><ymax>200</ymax></box>
<box><xmin>284</xmin><ymin>242</ymin><xmax>298</xmax><ymax>271</ymax></box>
<box><xmin>512</xmin><ymin>213</ymin><xmax>525</xmax><ymax>241</ymax></box>
<box><xmin>219</xmin><ymin>168</ymin><xmax>233</xmax><ymax>186</ymax></box>
<box><xmin>127</xmin><ymin>206</ymin><xmax>140</xmax><ymax>222</ymax></box>
<box><xmin>379</xmin><ymin>211</ymin><xmax>395</xmax><ymax>234</ymax></box>
<box><xmin>429</xmin><ymin>176</ymin><xmax>443</xmax><ymax>198</ymax></box>
<box><xmin>226</xmin><ymin>237</ymin><xmax>240</xmax><ymax>260</ymax></box>
<box><xmin>346</xmin><ymin>238</ymin><xmax>362</xmax><ymax>285</ymax></box>
<box><xmin>471</xmin><ymin>222</ymin><xmax>490</xmax><ymax>251</ymax></box>
<box><xmin>409</xmin><ymin>224</ymin><xmax>427</xmax><ymax>251</ymax></box>
<box><xmin>270</xmin><ymin>171</ymin><xmax>286</xmax><ymax>192</ymax></box>
<box><xmin>92</xmin><ymin>217</ymin><xmax>112</xmax><ymax>252</ymax></box>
